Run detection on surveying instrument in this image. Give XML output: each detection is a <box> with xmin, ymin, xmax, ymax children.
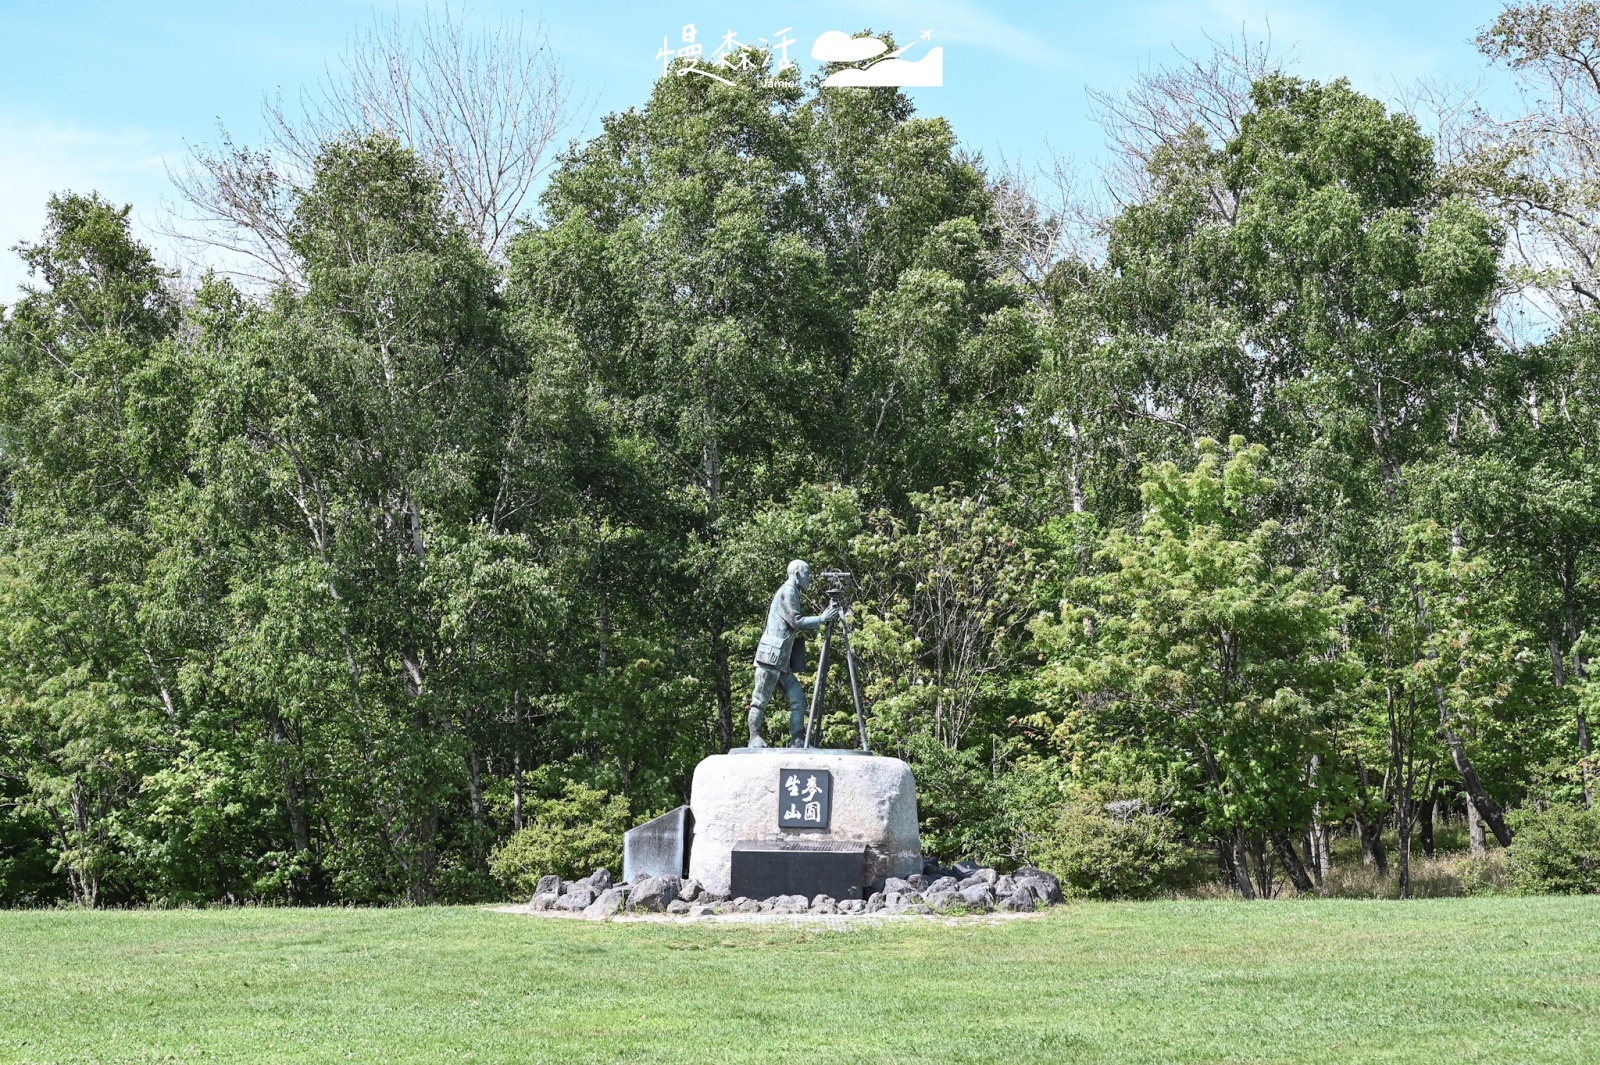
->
<box><xmin>802</xmin><ymin>570</ymin><xmax>871</xmax><ymax>752</ymax></box>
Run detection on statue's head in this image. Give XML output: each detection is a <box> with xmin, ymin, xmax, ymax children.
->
<box><xmin>788</xmin><ymin>559</ymin><xmax>812</xmax><ymax>589</ymax></box>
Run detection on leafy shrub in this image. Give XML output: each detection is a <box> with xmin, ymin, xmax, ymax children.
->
<box><xmin>1029</xmin><ymin>802</ymin><xmax>1188</xmax><ymax>900</ymax></box>
<box><xmin>1506</xmin><ymin>804</ymin><xmax>1600</xmax><ymax>894</ymax></box>
<box><xmin>907</xmin><ymin>738</ymin><xmax>1068</xmax><ymax>869</ymax></box>
<box><xmin>487</xmin><ymin>781</ymin><xmax>631</xmax><ymax>898</ymax></box>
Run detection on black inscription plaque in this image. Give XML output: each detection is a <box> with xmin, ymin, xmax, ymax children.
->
<box><xmin>731</xmin><ymin>840</ymin><xmax>866</xmax><ymax>901</ymax></box>
<box><xmin>777</xmin><ymin>768</ymin><xmax>832</xmax><ymax>829</ymax></box>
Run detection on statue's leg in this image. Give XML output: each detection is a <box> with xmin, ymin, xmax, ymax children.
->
<box><xmin>779</xmin><ymin>672</ymin><xmax>806</xmax><ymax>747</ymax></box>
<box><xmin>748</xmin><ymin>665</ymin><xmax>778</xmax><ymax>747</ymax></box>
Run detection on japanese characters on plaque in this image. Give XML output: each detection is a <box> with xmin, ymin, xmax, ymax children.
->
<box><xmin>778</xmin><ymin>768</ymin><xmax>832</xmax><ymax>829</ymax></box>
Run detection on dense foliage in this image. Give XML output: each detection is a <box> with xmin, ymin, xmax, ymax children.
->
<box><xmin>1505</xmin><ymin>804</ymin><xmax>1600</xmax><ymax>893</ymax></box>
<box><xmin>1029</xmin><ymin>802</ymin><xmax>1192</xmax><ymax>901</ymax></box>
<box><xmin>4</xmin><ymin>10</ymin><xmax>1600</xmax><ymax>904</ymax></box>
<box><xmin>486</xmin><ymin>781</ymin><xmax>630</xmax><ymax>894</ymax></box>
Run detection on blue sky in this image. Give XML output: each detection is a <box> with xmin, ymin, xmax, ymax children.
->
<box><xmin>0</xmin><ymin>0</ymin><xmax>1512</xmax><ymax>295</ymax></box>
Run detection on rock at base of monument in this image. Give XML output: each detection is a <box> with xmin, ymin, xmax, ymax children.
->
<box><xmin>994</xmin><ymin>874</ymin><xmax>1016</xmax><ymax>896</ymax></box>
<box><xmin>553</xmin><ymin>886</ymin><xmax>595</xmax><ymax>911</ymax></box>
<box><xmin>528</xmin><ymin>892</ymin><xmax>559</xmax><ymax>911</ymax></box>
<box><xmin>926</xmin><ymin>875</ymin><xmax>957</xmax><ymax>895</ymax></box>
<box><xmin>535</xmin><ymin>875</ymin><xmax>561</xmax><ymax>897</ymax></box>
<box><xmin>730</xmin><ymin>840</ymin><xmax>867</xmax><ymax>902</ymax></box>
<box><xmin>666</xmin><ymin>899</ymin><xmax>692</xmax><ymax>915</ymax></box>
<box><xmin>767</xmin><ymin>893</ymin><xmax>810</xmax><ymax>914</ymax></box>
<box><xmin>627</xmin><ymin>875</ymin><xmax>680</xmax><ymax>912</ymax></box>
<box><xmin>837</xmin><ymin>899</ymin><xmax>866</xmax><ymax>914</ymax></box>
<box><xmin>584</xmin><ymin>868</ymin><xmax>614</xmax><ymax>892</ymax></box>
<box><xmin>810</xmin><ymin>894</ymin><xmax>838</xmax><ymax>914</ymax></box>
<box><xmin>958</xmin><ymin>883</ymin><xmax>994</xmax><ymax>911</ymax></box>
<box><xmin>995</xmin><ymin>886</ymin><xmax>1036</xmax><ymax>913</ymax></box>
<box><xmin>882</xmin><ymin>876</ymin><xmax>915</xmax><ymax>895</ymax></box>
<box><xmin>623</xmin><ymin>806</ymin><xmax>693</xmax><ymax>884</ymax></box>
<box><xmin>735</xmin><ymin>897</ymin><xmax>761</xmax><ymax>913</ymax></box>
<box><xmin>864</xmin><ymin>891</ymin><xmax>885</xmax><ymax>913</ymax></box>
<box><xmin>952</xmin><ymin>859</ymin><xmax>982</xmax><ymax>878</ymax></box>
<box><xmin>678</xmin><ymin>878</ymin><xmax>704</xmax><ymax>903</ymax></box>
<box><xmin>884</xmin><ymin>891</ymin><xmax>923</xmax><ymax>913</ymax></box>
<box><xmin>687</xmin><ymin>903</ymin><xmax>718</xmax><ymax>917</ymax></box>
<box><xmin>584</xmin><ymin>887</ymin><xmax>627</xmax><ymax>918</ymax></box>
<box><xmin>923</xmin><ymin>889</ymin><xmax>960</xmax><ymax>912</ymax></box>
<box><xmin>1013</xmin><ymin>867</ymin><xmax>1064</xmax><ymax>904</ymax></box>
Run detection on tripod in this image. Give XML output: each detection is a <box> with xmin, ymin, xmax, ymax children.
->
<box><xmin>802</xmin><ymin>579</ymin><xmax>871</xmax><ymax>752</ymax></box>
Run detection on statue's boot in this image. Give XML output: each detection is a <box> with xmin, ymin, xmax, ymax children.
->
<box><xmin>789</xmin><ymin>705</ymin><xmax>806</xmax><ymax>748</ymax></box>
<box><xmin>746</xmin><ymin>703</ymin><xmax>767</xmax><ymax>748</ymax></box>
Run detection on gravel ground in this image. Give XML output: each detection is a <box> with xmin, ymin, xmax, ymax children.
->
<box><xmin>488</xmin><ymin>904</ymin><xmax>1041</xmax><ymax>927</ymax></box>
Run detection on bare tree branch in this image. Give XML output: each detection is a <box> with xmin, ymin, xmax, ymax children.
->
<box><xmin>1088</xmin><ymin>27</ymin><xmax>1287</xmax><ymax>206</ymax></box>
<box><xmin>1469</xmin><ymin>2</ymin><xmax>1600</xmax><ymax>325</ymax></box>
<box><xmin>1392</xmin><ymin>74</ymin><xmax>1489</xmax><ymax>171</ymax></box>
<box><xmin>164</xmin><ymin>4</ymin><xmax>576</xmax><ymax>286</ymax></box>
<box><xmin>989</xmin><ymin>146</ymin><xmax>1101</xmax><ymax>306</ymax></box>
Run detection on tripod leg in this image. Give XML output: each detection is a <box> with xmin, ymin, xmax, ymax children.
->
<box><xmin>803</xmin><ymin>618</ymin><xmax>834</xmax><ymax>748</ymax></box>
<box><xmin>839</xmin><ymin>617</ymin><xmax>870</xmax><ymax>753</ymax></box>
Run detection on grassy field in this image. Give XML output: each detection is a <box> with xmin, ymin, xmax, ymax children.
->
<box><xmin>2</xmin><ymin>898</ymin><xmax>1597</xmax><ymax>1064</ymax></box>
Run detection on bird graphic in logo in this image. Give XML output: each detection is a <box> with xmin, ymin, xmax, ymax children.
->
<box><xmin>812</xmin><ymin>30</ymin><xmax>943</xmax><ymax>87</ymax></box>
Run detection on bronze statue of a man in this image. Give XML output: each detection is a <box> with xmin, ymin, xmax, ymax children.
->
<box><xmin>747</xmin><ymin>559</ymin><xmax>839</xmax><ymax>748</ymax></box>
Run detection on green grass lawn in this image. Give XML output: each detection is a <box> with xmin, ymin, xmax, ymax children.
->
<box><xmin>2</xmin><ymin>898</ymin><xmax>1597</xmax><ymax>1064</ymax></box>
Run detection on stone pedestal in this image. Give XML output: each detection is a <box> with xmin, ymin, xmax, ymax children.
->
<box><xmin>688</xmin><ymin>749</ymin><xmax>919</xmax><ymax>896</ymax></box>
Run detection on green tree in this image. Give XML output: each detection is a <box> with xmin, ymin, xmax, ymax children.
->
<box><xmin>1071</xmin><ymin>71</ymin><xmax>1509</xmax><ymax>869</ymax></box>
<box><xmin>510</xmin><ymin>52</ymin><xmax>1031</xmax><ymax>757</ymax></box>
<box><xmin>1036</xmin><ymin>439</ymin><xmax>1351</xmax><ymax>897</ymax></box>
<box><xmin>851</xmin><ymin>489</ymin><xmax>1037</xmax><ymax>753</ymax></box>
<box><xmin>187</xmin><ymin>135</ymin><xmax>574</xmax><ymax>901</ymax></box>
<box><xmin>0</xmin><ymin>193</ymin><xmax>185</xmax><ymax>905</ymax></box>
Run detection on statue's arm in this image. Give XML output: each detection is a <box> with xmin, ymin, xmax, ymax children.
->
<box><xmin>783</xmin><ymin>586</ymin><xmax>827</xmax><ymax>632</ymax></box>
<box><xmin>785</xmin><ymin>586</ymin><xmax>836</xmax><ymax>632</ymax></box>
